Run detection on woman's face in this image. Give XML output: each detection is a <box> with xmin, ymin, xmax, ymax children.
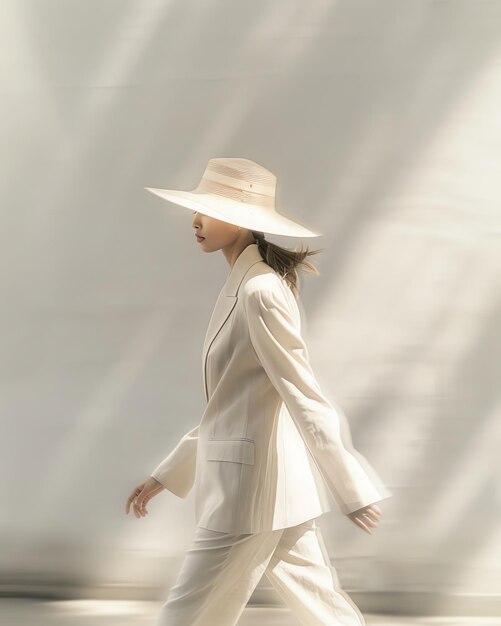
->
<box><xmin>192</xmin><ymin>211</ymin><xmax>253</xmax><ymax>252</ymax></box>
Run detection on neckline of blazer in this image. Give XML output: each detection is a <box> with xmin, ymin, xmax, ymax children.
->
<box><xmin>222</xmin><ymin>243</ymin><xmax>265</xmax><ymax>296</ymax></box>
<box><xmin>201</xmin><ymin>243</ymin><xmax>265</xmax><ymax>401</ymax></box>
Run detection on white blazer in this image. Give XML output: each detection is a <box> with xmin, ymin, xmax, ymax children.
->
<box><xmin>150</xmin><ymin>243</ymin><xmax>392</xmax><ymax>533</ymax></box>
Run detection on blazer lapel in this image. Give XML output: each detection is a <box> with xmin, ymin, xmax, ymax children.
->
<box><xmin>202</xmin><ymin>243</ymin><xmax>264</xmax><ymax>401</ymax></box>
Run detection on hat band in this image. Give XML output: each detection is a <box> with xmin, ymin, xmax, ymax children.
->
<box><xmin>193</xmin><ymin>178</ymin><xmax>276</xmax><ymax>209</ymax></box>
<box><xmin>202</xmin><ymin>168</ymin><xmax>275</xmax><ymax>196</ymax></box>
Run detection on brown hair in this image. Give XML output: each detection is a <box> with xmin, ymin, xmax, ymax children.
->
<box><xmin>251</xmin><ymin>231</ymin><xmax>323</xmax><ymax>298</ymax></box>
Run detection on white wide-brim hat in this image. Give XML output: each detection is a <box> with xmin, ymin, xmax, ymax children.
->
<box><xmin>144</xmin><ymin>157</ymin><xmax>322</xmax><ymax>238</ymax></box>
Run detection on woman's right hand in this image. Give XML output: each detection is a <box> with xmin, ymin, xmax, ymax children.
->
<box><xmin>125</xmin><ymin>477</ymin><xmax>165</xmax><ymax>519</ymax></box>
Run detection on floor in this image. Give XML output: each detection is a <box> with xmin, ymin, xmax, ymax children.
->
<box><xmin>0</xmin><ymin>599</ymin><xmax>500</xmax><ymax>626</ymax></box>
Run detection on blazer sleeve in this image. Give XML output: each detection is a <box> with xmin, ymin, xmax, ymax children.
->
<box><xmin>244</xmin><ymin>285</ymin><xmax>392</xmax><ymax>515</ymax></box>
<box><xmin>150</xmin><ymin>424</ymin><xmax>199</xmax><ymax>498</ymax></box>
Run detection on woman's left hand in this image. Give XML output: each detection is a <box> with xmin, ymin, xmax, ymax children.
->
<box><xmin>347</xmin><ymin>503</ymin><xmax>382</xmax><ymax>534</ymax></box>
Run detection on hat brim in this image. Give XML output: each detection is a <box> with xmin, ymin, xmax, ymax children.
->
<box><xmin>144</xmin><ymin>187</ymin><xmax>322</xmax><ymax>238</ymax></box>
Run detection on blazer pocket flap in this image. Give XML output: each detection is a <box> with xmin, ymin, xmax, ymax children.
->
<box><xmin>206</xmin><ymin>439</ymin><xmax>255</xmax><ymax>466</ymax></box>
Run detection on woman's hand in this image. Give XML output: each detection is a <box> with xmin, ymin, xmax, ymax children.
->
<box><xmin>347</xmin><ymin>503</ymin><xmax>382</xmax><ymax>534</ymax></box>
<box><xmin>125</xmin><ymin>477</ymin><xmax>165</xmax><ymax>519</ymax></box>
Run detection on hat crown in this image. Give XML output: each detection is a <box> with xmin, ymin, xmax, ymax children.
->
<box><xmin>193</xmin><ymin>158</ymin><xmax>277</xmax><ymax>206</ymax></box>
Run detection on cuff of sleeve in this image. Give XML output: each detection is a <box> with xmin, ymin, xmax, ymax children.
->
<box><xmin>150</xmin><ymin>472</ymin><xmax>188</xmax><ymax>498</ymax></box>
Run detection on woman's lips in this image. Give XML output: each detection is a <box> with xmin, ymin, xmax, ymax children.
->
<box><xmin>196</xmin><ymin>235</ymin><xmax>205</xmax><ymax>242</ymax></box>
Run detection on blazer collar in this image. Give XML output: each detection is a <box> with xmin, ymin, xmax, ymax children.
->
<box><xmin>222</xmin><ymin>243</ymin><xmax>264</xmax><ymax>296</ymax></box>
<box><xmin>202</xmin><ymin>243</ymin><xmax>264</xmax><ymax>401</ymax></box>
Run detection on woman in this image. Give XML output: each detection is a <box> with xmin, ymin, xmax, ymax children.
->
<box><xmin>125</xmin><ymin>157</ymin><xmax>392</xmax><ymax>625</ymax></box>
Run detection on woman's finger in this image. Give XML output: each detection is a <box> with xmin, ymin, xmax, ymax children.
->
<box><xmin>357</xmin><ymin>505</ymin><xmax>382</xmax><ymax>524</ymax></box>
<box><xmin>126</xmin><ymin>478</ymin><xmax>164</xmax><ymax>517</ymax></box>
<box><xmin>125</xmin><ymin>487</ymin><xmax>142</xmax><ymax>514</ymax></box>
<box><xmin>352</xmin><ymin>515</ymin><xmax>372</xmax><ymax>534</ymax></box>
<box><xmin>364</xmin><ymin>509</ymin><xmax>380</xmax><ymax>524</ymax></box>
<box><xmin>361</xmin><ymin>513</ymin><xmax>378</xmax><ymax>528</ymax></box>
<box><xmin>134</xmin><ymin>491</ymin><xmax>151</xmax><ymax>518</ymax></box>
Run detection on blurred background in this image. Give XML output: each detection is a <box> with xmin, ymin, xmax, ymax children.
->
<box><xmin>1</xmin><ymin>0</ymin><xmax>500</xmax><ymax>624</ymax></box>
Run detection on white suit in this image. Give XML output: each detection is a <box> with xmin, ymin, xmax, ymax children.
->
<box><xmin>150</xmin><ymin>242</ymin><xmax>392</xmax><ymax>533</ymax></box>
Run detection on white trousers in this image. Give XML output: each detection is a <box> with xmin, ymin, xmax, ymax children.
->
<box><xmin>155</xmin><ymin>517</ymin><xmax>366</xmax><ymax>626</ymax></box>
